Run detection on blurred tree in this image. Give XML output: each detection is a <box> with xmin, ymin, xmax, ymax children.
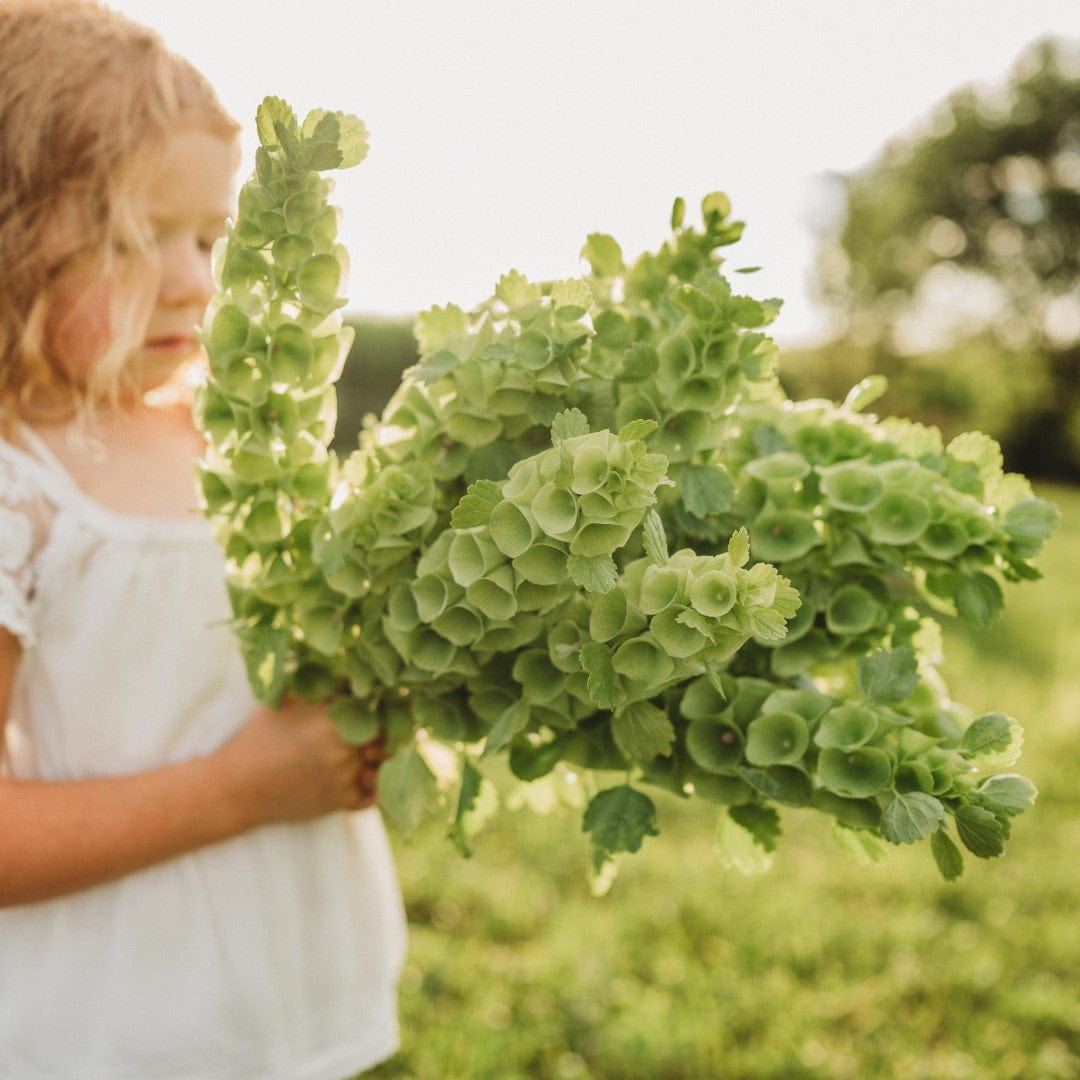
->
<box><xmin>814</xmin><ymin>37</ymin><xmax>1080</xmax><ymax>479</ymax></box>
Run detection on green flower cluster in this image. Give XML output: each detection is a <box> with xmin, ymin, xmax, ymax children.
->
<box><xmin>198</xmin><ymin>98</ymin><xmax>1057</xmax><ymax>880</ymax></box>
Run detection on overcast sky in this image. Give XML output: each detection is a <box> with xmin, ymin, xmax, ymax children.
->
<box><xmin>111</xmin><ymin>1</ymin><xmax>1080</xmax><ymax>345</ymax></box>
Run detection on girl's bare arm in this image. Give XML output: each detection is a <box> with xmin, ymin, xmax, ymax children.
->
<box><xmin>0</xmin><ymin>628</ymin><xmax>372</xmax><ymax>908</ymax></box>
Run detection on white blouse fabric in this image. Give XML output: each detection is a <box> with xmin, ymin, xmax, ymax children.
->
<box><xmin>0</xmin><ymin>429</ymin><xmax>407</xmax><ymax>1080</ymax></box>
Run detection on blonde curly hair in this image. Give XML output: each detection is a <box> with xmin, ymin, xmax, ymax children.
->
<box><xmin>0</xmin><ymin>0</ymin><xmax>239</xmax><ymax>426</ymax></box>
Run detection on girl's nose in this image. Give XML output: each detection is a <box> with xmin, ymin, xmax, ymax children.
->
<box><xmin>158</xmin><ymin>237</ymin><xmax>214</xmax><ymax>308</ymax></box>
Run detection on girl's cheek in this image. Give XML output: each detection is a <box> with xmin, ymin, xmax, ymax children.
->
<box><xmin>45</xmin><ymin>280</ymin><xmax>114</xmax><ymax>380</ymax></box>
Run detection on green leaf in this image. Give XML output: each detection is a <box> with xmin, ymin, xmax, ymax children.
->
<box><xmin>302</xmin><ymin>109</ymin><xmax>368</xmax><ymax>169</ymax></box>
<box><xmin>842</xmin><ymin>375</ymin><xmax>889</xmax><ymax>413</ymax></box>
<box><xmin>451</xmin><ymin>479</ymin><xmax>502</xmax><ymax>529</ymax></box>
<box><xmin>618</xmin><ymin>419</ymin><xmax>659</xmax><ymax>442</ymax></box>
<box><xmin>239</xmin><ymin>627</ymin><xmax>290</xmax><ymax>707</ymax></box>
<box><xmin>976</xmin><ymin>774</ymin><xmax>1037</xmax><ymax>816</ymax></box>
<box><xmin>680</xmin><ymin>463</ymin><xmax>735</xmax><ymax>518</ymax></box>
<box><xmin>960</xmin><ymin>712</ymin><xmax>1023</xmax><ymax>767</ymax></box>
<box><xmin>954</xmin><ymin>802</ymin><xmax>1008</xmax><ymax>858</ymax></box>
<box><xmin>378</xmin><ymin>744</ymin><xmax>440</xmax><ymax>835</ymax></box>
<box><xmin>551</xmin><ymin>408</ymin><xmax>590</xmax><ymax>443</ymax></box>
<box><xmin>729</xmin><ymin>803</ymin><xmax>781</xmax><ymax>853</ymax></box>
<box><xmin>255</xmin><ymin>96</ymin><xmax>298</xmax><ymax>148</ymax></box>
<box><xmin>954</xmin><ymin>572</ymin><xmax>1004</xmax><ymax>628</ymax></box>
<box><xmin>831</xmin><ymin>823</ymin><xmax>888</xmax><ymax>866</ymax></box>
<box><xmin>621</xmin><ymin>343</ymin><xmax>659</xmax><ymax>382</ymax></box>
<box><xmin>947</xmin><ymin>431</ymin><xmax>1003</xmax><ymax>486</ymax></box>
<box><xmin>930</xmin><ymin>829</ymin><xmax>965</xmax><ymax>881</ymax></box>
<box><xmin>446</xmin><ymin>759</ymin><xmax>484</xmax><ymax>857</ymax></box>
<box><xmin>496</xmin><ymin>269</ymin><xmax>543</xmax><ymax>310</ymax></box>
<box><xmin>581</xmin><ymin>232</ymin><xmax>624</xmax><ymax>277</ymax></box>
<box><xmin>880</xmin><ymin>791</ymin><xmax>946</xmax><ymax>845</ymax></box>
<box><xmin>579</xmin><ymin>642</ymin><xmax>622</xmax><ymax>709</ymax></box>
<box><xmin>582</xmin><ymin>786</ymin><xmax>659</xmax><ymax>868</ymax></box>
<box><xmin>812</xmin><ymin>790</ymin><xmax>882</xmax><ymax>830</ymax></box>
<box><xmin>715</xmin><ymin>811</ymin><xmax>773</xmax><ymax>874</ymax></box>
<box><xmin>550</xmin><ymin>278</ymin><xmax>592</xmax><ymax>317</ymax></box>
<box><xmin>482</xmin><ymin>699</ymin><xmax>530</xmax><ymax>757</ymax></box>
<box><xmin>1003</xmin><ymin>497</ymin><xmax>1059</xmax><ymax>556</ymax></box>
<box><xmin>857</xmin><ymin>646</ymin><xmax>920</xmax><ymax>705</ymax></box>
<box><xmin>727</xmin><ymin>527</ymin><xmax>751</xmax><ymax>568</ymax></box>
<box><xmin>567</xmin><ymin>553</ymin><xmax>619</xmax><ymax>593</ymax></box>
<box><xmin>641</xmin><ymin>509</ymin><xmax>669</xmax><ymax>565</ymax></box>
<box><xmin>611</xmin><ymin>701</ymin><xmax>676</xmax><ymax>762</ymax></box>
<box><xmin>702</xmin><ymin>191</ymin><xmax>732</xmax><ymax>220</ymax></box>
<box><xmin>737</xmin><ymin>765</ymin><xmax>813</xmax><ymax>806</ymax></box>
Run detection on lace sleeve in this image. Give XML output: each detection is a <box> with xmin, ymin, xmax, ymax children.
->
<box><xmin>0</xmin><ymin>458</ymin><xmax>37</xmax><ymax>648</ymax></box>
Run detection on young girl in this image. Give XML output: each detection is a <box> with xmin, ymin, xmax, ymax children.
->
<box><xmin>0</xmin><ymin>3</ymin><xmax>406</xmax><ymax>1077</ymax></box>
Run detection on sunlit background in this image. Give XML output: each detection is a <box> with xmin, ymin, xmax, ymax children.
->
<box><xmin>111</xmin><ymin>1</ymin><xmax>1079</xmax><ymax>346</ymax></box>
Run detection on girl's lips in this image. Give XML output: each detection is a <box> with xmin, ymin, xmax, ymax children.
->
<box><xmin>145</xmin><ymin>335</ymin><xmax>198</xmax><ymax>353</ymax></box>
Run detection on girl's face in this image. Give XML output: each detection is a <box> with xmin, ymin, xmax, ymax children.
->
<box><xmin>44</xmin><ymin>128</ymin><xmax>238</xmax><ymax>400</ymax></box>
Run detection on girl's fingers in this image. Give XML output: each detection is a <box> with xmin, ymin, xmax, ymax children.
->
<box><xmin>354</xmin><ymin>733</ymin><xmax>385</xmax><ymax>805</ymax></box>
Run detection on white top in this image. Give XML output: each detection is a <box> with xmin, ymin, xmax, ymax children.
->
<box><xmin>0</xmin><ymin>427</ymin><xmax>407</xmax><ymax>1080</ymax></box>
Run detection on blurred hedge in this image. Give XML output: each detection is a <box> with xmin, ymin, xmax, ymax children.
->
<box><xmin>332</xmin><ymin>315</ymin><xmax>419</xmax><ymax>453</ymax></box>
<box><xmin>777</xmin><ymin>337</ymin><xmax>1070</xmax><ymax>481</ymax></box>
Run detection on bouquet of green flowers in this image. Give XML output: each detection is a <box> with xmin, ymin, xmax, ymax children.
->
<box><xmin>196</xmin><ymin>98</ymin><xmax>1057</xmax><ymax>879</ymax></box>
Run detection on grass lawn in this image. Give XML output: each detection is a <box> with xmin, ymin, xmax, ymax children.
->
<box><xmin>365</xmin><ymin>484</ymin><xmax>1080</xmax><ymax>1080</ymax></box>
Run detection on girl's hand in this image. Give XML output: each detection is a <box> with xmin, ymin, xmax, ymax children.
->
<box><xmin>215</xmin><ymin>698</ymin><xmax>385</xmax><ymax>827</ymax></box>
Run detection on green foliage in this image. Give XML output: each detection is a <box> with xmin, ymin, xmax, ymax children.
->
<box><xmin>813</xmin><ymin>37</ymin><xmax>1080</xmax><ymax>480</ymax></box>
<box><xmin>199</xmin><ymin>97</ymin><xmax>1058</xmax><ymax>882</ymax></box>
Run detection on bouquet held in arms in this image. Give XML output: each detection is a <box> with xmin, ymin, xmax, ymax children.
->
<box><xmin>195</xmin><ymin>98</ymin><xmax>1058</xmax><ymax>880</ymax></box>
